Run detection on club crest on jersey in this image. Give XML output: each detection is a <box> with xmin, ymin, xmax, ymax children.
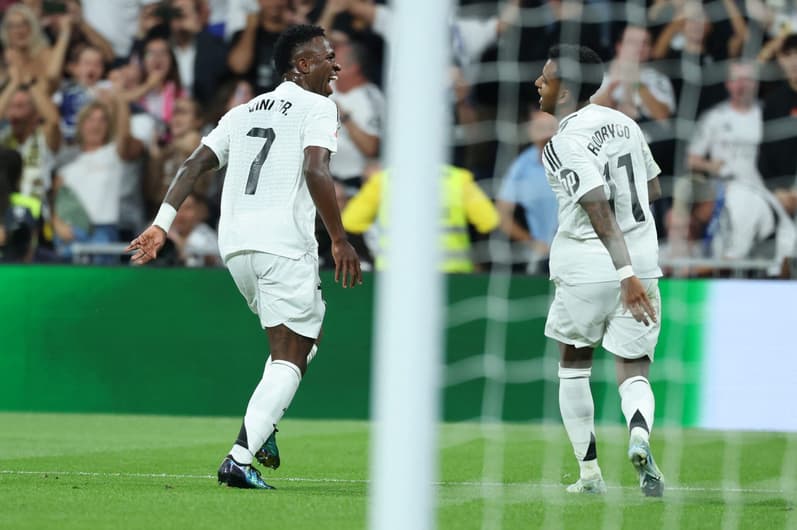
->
<box><xmin>559</xmin><ymin>168</ymin><xmax>580</xmax><ymax>195</ymax></box>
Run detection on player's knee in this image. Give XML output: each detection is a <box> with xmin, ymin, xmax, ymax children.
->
<box><xmin>615</xmin><ymin>355</ymin><xmax>651</xmax><ymax>382</ymax></box>
<box><xmin>558</xmin><ymin>364</ymin><xmax>592</xmax><ymax>379</ymax></box>
<box><xmin>559</xmin><ymin>344</ymin><xmax>594</xmax><ymax>368</ymax></box>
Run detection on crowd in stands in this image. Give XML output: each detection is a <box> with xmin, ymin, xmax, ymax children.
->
<box><xmin>0</xmin><ymin>0</ymin><xmax>795</xmax><ymax>277</ymax></box>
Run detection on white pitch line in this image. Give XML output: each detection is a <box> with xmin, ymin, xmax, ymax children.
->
<box><xmin>0</xmin><ymin>470</ymin><xmax>790</xmax><ymax>495</ymax></box>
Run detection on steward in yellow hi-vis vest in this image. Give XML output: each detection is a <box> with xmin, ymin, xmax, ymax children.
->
<box><xmin>341</xmin><ymin>165</ymin><xmax>499</xmax><ymax>272</ymax></box>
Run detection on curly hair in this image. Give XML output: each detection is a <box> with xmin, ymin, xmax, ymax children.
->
<box><xmin>549</xmin><ymin>44</ymin><xmax>604</xmax><ymax>105</ymax></box>
<box><xmin>273</xmin><ymin>24</ymin><xmax>326</xmax><ymax>78</ymax></box>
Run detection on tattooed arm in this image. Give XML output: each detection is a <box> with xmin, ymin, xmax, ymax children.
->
<box><xmin>161</xmin><ymin>145</ymin><xmax>220</xmax><ymax>210</ymax></box>
<box><xmin>579</xmin><ymin>186</ymin><xmax>657</xmax><ymax>325</ymax></box>
<box><xmin>579</xmin><ymin>187</ymin><xmax>633</xmax><ymax>269</ymax></box>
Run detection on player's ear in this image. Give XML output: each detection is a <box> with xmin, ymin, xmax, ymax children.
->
<box><xmin>293</xmin><ymin>57</ymin><xmax>307</xmax><ymax>74</ymax></box>
<box><xmin>557</xmin><ymin>86</ymin><xmax>571</xmax><ymax>106</ymax></box>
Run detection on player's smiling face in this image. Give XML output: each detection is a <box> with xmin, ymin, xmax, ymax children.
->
<box><xmin>535</xmin><ymin>60</ymin><xmax>562</xmax><ymax>115</ymax></box>
<box><xmin>301</xmin><ymin>36</ymin><xmax>341</xmax><ymax>97</ymax></box>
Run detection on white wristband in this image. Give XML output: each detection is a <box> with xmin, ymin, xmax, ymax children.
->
<box><xmin>152</xmin><ymin>203</ymin><xmax>177</xmax><ymax>233</ymax></box>
<box><xmin>617</xmin><ymin>265</ymin><xmax>634</xmax><ymax>281</ymax></box>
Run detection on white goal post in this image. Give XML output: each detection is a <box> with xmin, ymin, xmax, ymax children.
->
<box><xmin>368</xmin><ymin>1</ymin><xmax>452</xmax><ymax>530</ymax></box>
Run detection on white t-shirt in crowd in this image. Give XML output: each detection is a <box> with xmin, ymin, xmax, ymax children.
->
<box><xmin>543</xmin><ymin>104</ymin><xmax>662</xmax><ymax>284</ymax></box>
<box><xmin>185</xmin><ymin>222</ymin><xmax>220</xmax><ymax>267</ymax></box>
<box><xmin>201</xmin><ymin>81</ymin><xmax>338</xmax><ymax>260</ymax></box>
<box><xmin>81</xmin><ymin>0</ymin><xmax>160</xmax><ymax>58</ymax></box>
<box><xmin>689</xmin><ymin>101</ymin><xmax>764</xmax><ymax>186</ymax></box>
<box><xmin>174</xmin><ymin>43</ymin><xmax>197</xmax><ymax>95</ymax></box>
<box><xmin>372</xmin><ymin>4</ymin><xmax>498</xmax><ymax>67</ymax></box>
<box><xmin>713</xmin><ymin>181</ymin><xmax>797</xmax><ymax>275</ymax></box>
<box><xmin>330</xmin><ymin>83</ymin><xmax>384</xmax><ymax>180</ymax></box>
<box><xmin>60</xmin><ymin>143</ymin><xmax>125</xmax><ymax>225</ymax></box>
<box><xmin>603</xmin><ymin>66</ymin><xmax>676</xmax><ymax>119</ymax></box>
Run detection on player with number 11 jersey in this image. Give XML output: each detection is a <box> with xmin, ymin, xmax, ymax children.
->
<box><xmin>542</xmin><ymin>104</ymin><xmax>662</xmax><ymax>284</ymax></box>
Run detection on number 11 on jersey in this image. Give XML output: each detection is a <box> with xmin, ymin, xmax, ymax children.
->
<box><xmin>603</xmin><ymin>152</ymin><xmax>645</xmax><ymax>222</ymax></box>
<box><xmin>245</xmin><ymin>127</ymin><xmax>277</xmax><ymax>195</ymax></box>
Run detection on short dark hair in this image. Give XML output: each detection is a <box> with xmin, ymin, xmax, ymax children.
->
<box><xmin>548</xmin><ymin>44</ymin><xmax>604</xmax><ymax>104</ymax></box>
<box><xmin>779</xmin><ymin>33</ymin><xmax>797</xmax><ymax>55</ymax></box>
<box><xmin>273</xmin><ymin>24</ymin><xmax>326</xmax><ymax>78</ymax></box>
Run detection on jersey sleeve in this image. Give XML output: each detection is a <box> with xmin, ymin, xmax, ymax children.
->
<box><xmin>303</xmin><ymin>97</ymin><xmax>338</xmax><ymax>154</ymax></box>
<box><xmin>201</xmin><ymin>108</ymin><xmax>234</xmax><ymax>167</ymax></box>
<box><xmin>547</xmin><ymin>136</ymin><xmax>604</xmax><ymax>203</ymax></box>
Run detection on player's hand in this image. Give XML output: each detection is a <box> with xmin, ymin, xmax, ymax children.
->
<box><xmin>126</xmin><ymin>225</ymin><xmax>167</xmax><ymax>265</ymax></box>
<box><xmin>331</xmin><ymin>239</ymin><xmax>362</xmax><ymax>288</ymax></box>
<box><xmin>620</xmin><ymin>276</ymin><xmax>657</xmax><ymax>326</ymax></box>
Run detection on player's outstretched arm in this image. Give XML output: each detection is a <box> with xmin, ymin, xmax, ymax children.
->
<box><xmin>126</xmin><ymin>145</ymin><xmax>220</xmax><ymax>265</ymax></box>
<box><xmin>579</xmin><ymin>187</ymin><xmax>657</xmax><ymax>326</ymax></box>
<box><xmin>303</xmin><ymin>146</ymin><xmax>362</xmax><ymax>288</ymax></box>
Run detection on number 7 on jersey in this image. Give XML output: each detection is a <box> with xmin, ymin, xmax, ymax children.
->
<box><xmin>245</xmin><ymin>127</ymin><xmax>276</xmax><ymax>195</ymax></box>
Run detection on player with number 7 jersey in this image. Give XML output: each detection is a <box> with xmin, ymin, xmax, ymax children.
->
<box><xmin>126</xmin><ymin>25</ymin><xmax>361</xmax><ymax>490</ymax></box>
<box><xmin>542</xmin><ymin>103</ymin><xmax>663</xmax><ymax>285</ymax></box>
<box><xmin>205</xmin><ymin>77</ymin><xmax>339</xmax><ymax>260</ymax></box>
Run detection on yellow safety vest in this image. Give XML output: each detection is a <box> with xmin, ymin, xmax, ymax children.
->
<box><xmin>370</xmin><ymin>166</ymin><xmax>476</xmax><ymax>273</ymax></box>
<box><xmin>10</xmin><ymin>192</ymin><xmax>42</xmax><ymax>220</ymax></box>
<box><xmin>439</xmin><ymin>167</ymin><xmax>475</xmax><ymax>273</ymax></box>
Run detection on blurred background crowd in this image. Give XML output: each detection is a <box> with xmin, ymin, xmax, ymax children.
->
<box><xmin>0</xmin><ymin>0</ymin><xmax>796</xmax><ymax>277</ymax></box>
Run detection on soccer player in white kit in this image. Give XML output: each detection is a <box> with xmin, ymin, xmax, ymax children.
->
<box><xmin>535</xmin><ymin>44</ymin><xmax>664</xmax><ymax>496</ymax></box>
<box><xmin>126</xmin><ymin>25</ymin><xmax>362</xmax><ymax>489</ymax></box>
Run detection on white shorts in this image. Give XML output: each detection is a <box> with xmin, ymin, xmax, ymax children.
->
<box><xmin>544</xmin><ymin>279</ymin><xmax>661</xmax><ymax>360</ymax></box>
<box><xmin>226</xmin><ymin>251</ymin><xmax>326</xmax><ymax>339</ymax></box>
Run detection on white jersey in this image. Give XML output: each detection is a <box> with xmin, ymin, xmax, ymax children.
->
<box><xmin>543</xmin><ymin>104</ymin><xmax>662</xmax><ymax>284</ymax></box>
<box><xmin>713</xmin><ymin>180</ymin><xmax>797</xmax><ymax>276</ymax></box>
<box><xmin>202</xmin><ymin>81</ymin><xmax>339</xmax><ymax>260</ymax></box>
<box><xmin>329</xmin><ymin>82</ymin><xmax>384</xmax><ymax>179</ymax></box>
<box><xmin>688</xmin><ymin>101</ymin><xmax>764</xmax><ymax>186</ymax></box>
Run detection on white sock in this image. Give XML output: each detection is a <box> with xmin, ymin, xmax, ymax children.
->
<box><xmin>230</xmin><ymin>360</ymin><xmax>302</xmax><ymax>464</ymax></box>
<box><xmin>619</xmin><ymin>375</ymin><xmax>655</xmax><ymax>442</ymax></box>
<box><xmin>261</xmin><ymin>345</ymin><xmax>318</xmax><ymax>377</ymax></box>
<box><xmin>559</xmin><ymin>364</ymin><xmax>599</xmax><ymax>476</ymax></box>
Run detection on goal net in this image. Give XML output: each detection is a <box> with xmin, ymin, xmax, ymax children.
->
<box><xmin>372</xmin><ymin>0</ymin><xmax>797</xmax><ymax>529</ymax></box>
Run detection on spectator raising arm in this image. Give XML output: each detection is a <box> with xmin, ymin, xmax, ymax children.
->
<box><xmin>227</xmin><ymin>11</ymin><xmax>258</xmax><ymax>75</ymax></box>
<box><xmin>337</xmin><ymin>106</ymin><xmax>379</xmax><ymax>158</ymax></box>
<box><xmin>109</xmin><ymin>92</ymin><xmax>143</xmax><ymax>161</ymax></box>
<box><xmin>68</xmin><ymin>0</ymin><xmax>116</xmax><ymax>63</ymax></box>
<box><xmin>0</xmin><ymin>68</ymin><xmax>21</xmax><ymax>117</ymax></box>
<box><xmin>46</xmin><ymin>15</ymin><xmax>74</xmax><ymax>94</ymax></box>
<box><xmin>723</xmin><ymin>0</ymin><xmax>749</xmax><ymax>58</ymax></box>
<box><xmin>27</xmin><ymin>78</ymin><xmax>61</xmax><ymax>154</ymax></box>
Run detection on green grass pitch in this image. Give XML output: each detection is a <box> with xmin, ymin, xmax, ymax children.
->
<box><xmin>1</xmin><ymin>413</ymin><xmax>795</xmax><ymax>529</ymax></box>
